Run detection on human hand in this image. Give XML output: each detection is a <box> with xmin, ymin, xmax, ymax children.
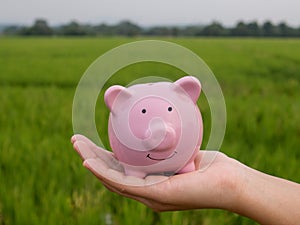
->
<box><xmin>71</xmin><ymin>134</ymin><xmax>242</xmax><ymax>212</ymax></box>
<box><xmin>71</xmin><ymin>134</ymin><xmax>300</xmax><ymax>225</ymax></box>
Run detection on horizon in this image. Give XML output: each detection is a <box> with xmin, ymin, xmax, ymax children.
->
<box><xmin>1</xmin><ymin>0</ymin><xmax>300</xmax><ymax>28</ymax></box>
<box><xmin>1</xmin><ymin>18</ymin><xmax>299</xmax><ymax>29</ymax></box>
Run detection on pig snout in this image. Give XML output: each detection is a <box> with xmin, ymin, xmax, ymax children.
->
<box><xmin>155</xmin><ymin>126</ymin><xmax>176</xmax><ymax>151</ymax></box>
<box><xmin>144</xmin><ymin>122</ymin><xmax>177</xmax><ymax>151</ymax></box>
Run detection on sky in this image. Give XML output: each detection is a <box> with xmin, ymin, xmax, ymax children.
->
<box><xmin>1</xmin><ymin>0</ymin><xmax>300</xmax><ymax>27</ymax></box>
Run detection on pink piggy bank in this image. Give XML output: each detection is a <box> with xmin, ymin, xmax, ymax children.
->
<box><xmin>104</xmin><ymin>76</ymin><xmax>203</xmax><ymax>178</ymax></box>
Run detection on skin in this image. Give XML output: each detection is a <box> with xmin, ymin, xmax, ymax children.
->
<box><xmin>71</xmin><ymin>134</ymin><xmax>300</xmax><ymax>225</ymax></box>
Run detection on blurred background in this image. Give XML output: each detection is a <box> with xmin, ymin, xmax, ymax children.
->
<box><xmin>0</xmin><ymin>0</ymin><xmax>299</xmax><ymax>224</ymax></box>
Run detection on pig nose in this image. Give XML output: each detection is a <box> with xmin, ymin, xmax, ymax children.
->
<box><xmin>155</xmin><ymin>126</ymin><xmax>176</xmax><ymax>151</ymax></box>
<box><xmin>144</xmin><ymin>123</ymin><xmax>176</xmax><ymax>151</ymax></box>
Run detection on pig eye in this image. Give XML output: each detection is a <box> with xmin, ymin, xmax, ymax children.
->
<box><xmin>168</xmin><ymin>107</ymin><xmax>173</xmax><ymax>112</ymax></box>
<box><xmin>141</xmin><ymin>109</ymin><xmax>147</xmax><ymax>114</ymax></box>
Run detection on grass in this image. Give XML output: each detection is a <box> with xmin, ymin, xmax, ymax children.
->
<box><xmin>0</xmin><ymin>37</ymin><xmax>299</xmax><ymax>225</ymax></box>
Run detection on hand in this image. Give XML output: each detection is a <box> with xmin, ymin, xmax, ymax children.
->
<box><xmin>71</xmin><ymin>134</ymin><xmax>241</xmax><ymax>212</ymax></box>
<box><xmin>71</xmin><ymin>134</ymin><xmax>300</xmax><ymax>224</ymax></box>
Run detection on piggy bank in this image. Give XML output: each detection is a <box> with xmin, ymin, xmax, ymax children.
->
<box><xmin>104</xmin><ymin>76</ymin><xmax>203</xmax><ymax>178</ymax></box>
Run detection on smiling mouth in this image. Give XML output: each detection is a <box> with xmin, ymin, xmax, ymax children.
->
<box><xmin>146</xmin><ymin>151</ymin><xmax>177</xmax><ymax>161</ymax></box>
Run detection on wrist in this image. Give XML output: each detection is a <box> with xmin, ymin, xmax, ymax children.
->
<box><xmin>200</xmin><ymin>154</ymin><xmax>248</xmax><ymax>212</ymax></box>
<box><xmin>214</xmin><ymin>157</ymin><xmax>249</xmax><ymax>212</ymax></box>
<box><xmin>222</xmin><ymin>160</ymin><xmax>271</xmax><ymax>223</ymax></box>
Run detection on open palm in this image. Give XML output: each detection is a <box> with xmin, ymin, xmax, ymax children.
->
<box><xmin>71</xmin><ymin>134</ymin><xmax>239</xmax><ymax>211</ymax></box>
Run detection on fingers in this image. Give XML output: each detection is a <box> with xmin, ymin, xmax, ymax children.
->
<box><xmin>71</xmin><ymin>134</ymin><xmax>95</xmax><ymax>147</ymax></box>
<box><xmin>84</xmin><ymin>158</ymin><xmax>144</xmax><ymax>186</ymax></box>
<box><xmin>73</xmin><ymin>140</ymin><xmax>98</xmax><ymax>160</ymax></box>
<box><xmin>71</xmin><ymin>134</ymin><xmax>116</xmax><ymax>161</ymax></box>
<box><xmin>83</xmin><ymin>157</ymin><xmax>170</xmax><ymax>198</ymax></box>
<box><xmin>71</xmin><ymin>134</ymin><xmax>101</xmax><ymax>154</ymax></box>
<box><xmin>71</xmin><ymin>134</ymin><xmax>98</xmax><ymax>161</ymax></box>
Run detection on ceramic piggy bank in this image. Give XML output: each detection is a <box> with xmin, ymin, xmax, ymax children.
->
<box><xmin>104</xmin><ymin>76</ymin><xmax>203</xmax><ymax>178</ymax></box>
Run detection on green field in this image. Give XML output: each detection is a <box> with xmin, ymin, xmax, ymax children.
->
<box><xmin>0</xmin><ymin>37</ymin><xmax>300</xmax><ymax>225</ymax></box>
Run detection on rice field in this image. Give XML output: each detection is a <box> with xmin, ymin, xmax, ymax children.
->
<box><xmin>0</xmin><ymin>37</ymin><xmax>299</xmax><ymax>225</ymax></box>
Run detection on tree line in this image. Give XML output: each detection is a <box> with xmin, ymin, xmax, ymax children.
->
<box><xmin>2</xmin><ymin>19</ymin><xmax>300</xmax><ymax>37</ymax></box>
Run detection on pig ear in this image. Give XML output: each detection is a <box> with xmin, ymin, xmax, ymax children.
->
<box><xmin>104</xmin><ymin>85</ymin><xmax>132</xmax><ymax>112</ymax></box>
<box><xmin>174</xmin><ymin>76</ymin><xmax>201</xmax><ymax>103</ymax></box>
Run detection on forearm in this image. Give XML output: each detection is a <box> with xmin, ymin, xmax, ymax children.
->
<box><xmin>230</xmin><ymin>163</ymin><xmax>300</xmax><ymax>225</ymax></box>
